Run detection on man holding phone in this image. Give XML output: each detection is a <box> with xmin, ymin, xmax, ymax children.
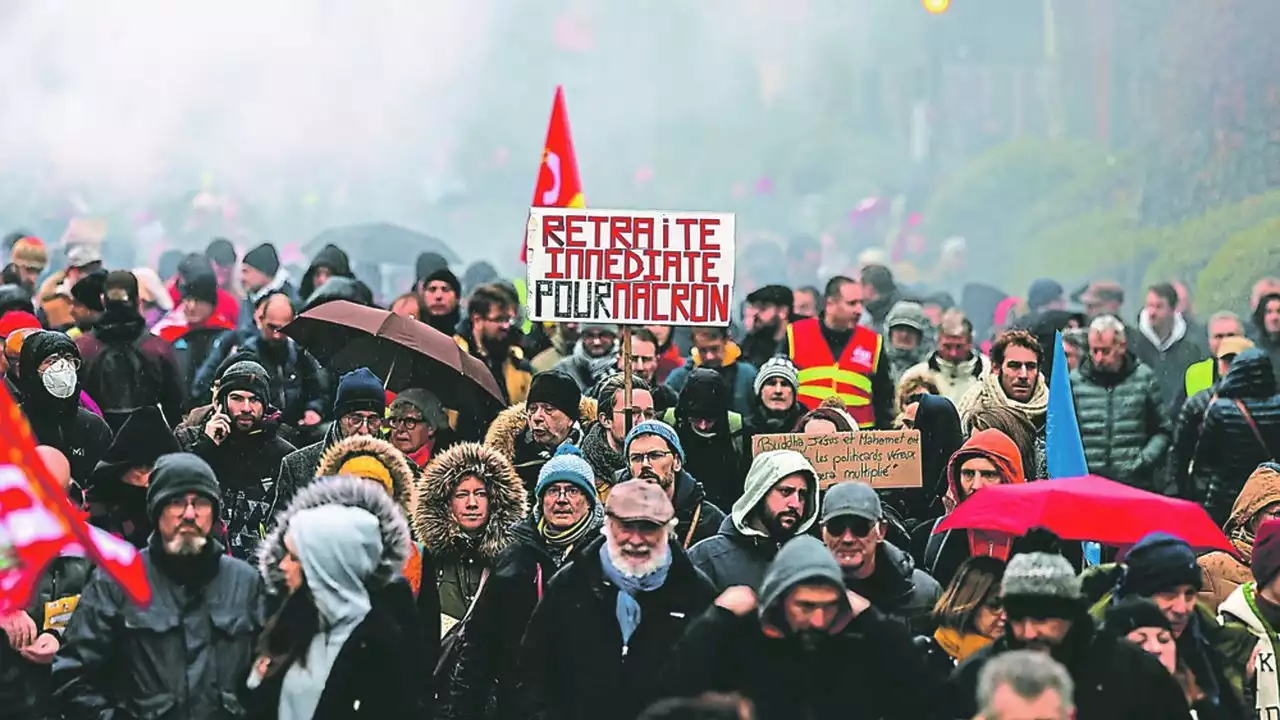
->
<box><xmin>181</xmin><ymin>358</ymin><xmax>295</xmax><ymax>560</ymax></box>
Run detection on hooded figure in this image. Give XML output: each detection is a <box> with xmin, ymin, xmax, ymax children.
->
<box><xmin>883</xmin><ymin>393</ymin><xmax>964</xmax><ymax>523</ymax></box>
<box><xmin>1251</xmin><ymin>287</ymin><xmax>1280</xmax><ymax>386</ymax></box>
<box><xmin>17</xmin><ymin>331</ymin><xmax>112</xmax><ymax>483</ymax></box>
<box><xmin>688</xmin><ymin>449</ymin><xmax>819</xmax><ymax>590</ymax></box>
<box><xmin>246</xmin><ymin>504</ymin><xmax>418</xmax><ymax>720</ymax></box>
<box><xmin>912</xmin><ymin>429</ymin><xmax>1026</xmax><ymax>588</ymax></box>
<box><xmin>883</xmin><ymin>301</ymin><xmax>934</xmax><ymax>386</ymax></box>
<box><xmin>662</xmin><ymin>536</ymin><xmax>933</xmax><ymax>720</ymax></box>
<box><xmin>1200</xmin><ymin>463</ymin><xmax>1280</xmax><ymax>608</ymax></box>
<box><xmin>664</xmin><ymin>367</ymin><xmax>748</xmax><ymax>511</ymax></box>
<box><xmin>1194</xmin><ymin>349</ymin><xmax>1280</xmax><ymax>524</ymax></box>
<box><xmin>86</xmin><ymin>406</ymin><xmax>179</xmax><ymax>548</ymax></box>
<box><xmin>257</xmin><ymin>475</ymin><xmax>436</xmax><ymax>717</ymax></box>
<box><xmin>414</xmin><ymin>442</ymin><xmax>527</xmax><ymax>623</ymax></box>
<box><xmin>299</xmin><ymin>243</ymin><xmax>353</xmax><ymax>301</ymax></box>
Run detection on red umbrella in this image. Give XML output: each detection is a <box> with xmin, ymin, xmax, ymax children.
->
<box><xmin>934</xmin><ymin>475</ymin><xmax>1235</xmax><ymax>554</ymax></box>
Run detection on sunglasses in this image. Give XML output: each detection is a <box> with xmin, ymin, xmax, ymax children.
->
<box><xmin>826</xmin><ymin>516</ymin><xmax>877</xmax><ymax>538</ymax></box>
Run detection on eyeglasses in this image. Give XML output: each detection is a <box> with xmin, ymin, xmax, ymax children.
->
<box><xmin>165</xmin><ymin>496</ymin><xmax>214</xmax><ymax>513</ymax></box>
<box><xmin>546</xmin><ymin>485</ymin><xmax>585</xmax><ymax>500</ymax></box>
<box><xmin>826</xmin><ymin>516</ymin><xmax>877</xmax><ymax>538</ymax></box>
<box><xmin>342</xmin><ymin>414</ymin><xmax>383</xmax><ymax>430</ymax></box>
<box><xmin>627</xmin><ymin>450</ymin><xmax>673</xmax><ymax>465</ymax></box>
<box><xmin>615</xmin><ymin>407</ymin><xmax>657</xmax><ymax>421</ymax></box>
<box><xmin>386</xmin><ymin>416</ymin><xmax>424</xmax><ymax>430</ymax></box>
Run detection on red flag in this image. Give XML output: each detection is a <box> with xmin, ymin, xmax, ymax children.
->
<box><xmin>522</xmin><ymin>85</ymin><xmax>586</xmax><ymax>263</ymax></box>
<box><xmin>0</xmin><ymin>385</ymin><xmax>150</xmax><ymax>613</ymax></box>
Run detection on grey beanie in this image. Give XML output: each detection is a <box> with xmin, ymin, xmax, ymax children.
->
<box><xmin>753</xmin><ymin>356</ymin><xmax>800</xmax><ymax>396</ymax></box>
<box><xmin>1001</xmin><ymin>552</ymin><xmax>1082</xmax><ymax>621</ymax></box>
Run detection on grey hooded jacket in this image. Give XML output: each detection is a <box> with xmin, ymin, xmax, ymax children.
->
<box><xmin>687</xmin><ymin>449</ymin><xmax>819</xmax><ymax>591</ymax></box>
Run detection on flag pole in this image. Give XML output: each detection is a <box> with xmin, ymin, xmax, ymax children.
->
<box><xmin>622</xmin><ymin>326</ymin><xmax>634</xmax><ymax>434</ymax></box>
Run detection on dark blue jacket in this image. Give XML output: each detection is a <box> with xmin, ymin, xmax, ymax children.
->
<box><xmin>1195</xmin><ymin>348</ymin><xmax>1280</xmax><ymax>519</ymax></box>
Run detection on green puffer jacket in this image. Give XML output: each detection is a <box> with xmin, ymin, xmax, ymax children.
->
<box><xmin>1070</xmin><ymin>354</ymin><xmax>1171</xmax><ymax>492</ymax></box>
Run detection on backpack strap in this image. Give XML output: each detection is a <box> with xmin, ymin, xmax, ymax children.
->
<box><xmin>924</xmin><ymin>517</ymin><xmax>947</xmax><ymax>575</ymax></box>
<box><xmin>1235</xmin><ymin>399</ymin><xmax>1276</xmax><ymax>460</ymax></box>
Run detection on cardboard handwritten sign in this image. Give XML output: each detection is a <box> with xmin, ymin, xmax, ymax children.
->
<box><xmin>525</xmin><ymin>208</ymin><xmax>736</xmax><ymax>326</ymax></box>
<box><xmin>751</xmin><ymin>430</ymin><xmax>922</xmax><ymax>490</ymax></box>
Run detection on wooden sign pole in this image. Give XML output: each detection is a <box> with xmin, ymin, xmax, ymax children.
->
<box><xmin>622</xmin><ymin>326</ymin><xmax>634</xmax><ymax>434</ymax></box>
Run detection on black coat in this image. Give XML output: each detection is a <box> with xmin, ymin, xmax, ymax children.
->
<box><xmin>245</xmin><ymin>603</ymin><xmax>418</xmax><ymax>720</ymax></box>
<box><xmin>441</xmin><ymin>518</ymin><xmax>592</xmax><ymax>720</ymax></box>
<box><xmin>0</xmin><ymin>555</ymin><xmax>94</xmax><ymax>720</ymax></box>
<box><xmin>1194</xmin><ymin>349</ymin><xmax>1280</xmax><ymax>522</ymax></box>
<box><xmin>661</xmin><ymin>605</ymin><xmax>936</xmax><ymax>720</ymax></box>
<box><xmin>191</xmin><ymin>333</ymin><xmax>329</xmax><ymax>427</ymax></box>
<box><xmin>75</xmin><ymin>307</ymin><xmax>186</xmax><ymax>430</ymax></box>
<box><xmin>846</xmin><ymin>542</ymin><xmax>942</xmax><ymax>635</ymax></box>
<box><xmin>517</xmin><ymin>535</ymin><xmax>716</xmax><ymax>720</ymax></box>
<box><xmin>176</xmin><ymin>406</ymin><xmax>297</xmax><ymax>560</ymax></box>
<box><xmin>1170</xmin><ymin>386</ymin><xmax>1214</xmax><ymax>500</ymax></box>
<box><xmin>51</xmin><ymin>540</ymin><xmax>265</xmax><ymax>720</ymax></box>
<box><xmin>945</xmin><ymin>618</ymin><xmax>1190</xmax><ymax>720</ymax></box>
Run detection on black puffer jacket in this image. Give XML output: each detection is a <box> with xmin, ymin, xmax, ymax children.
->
<box><xmin>51</xmin><ymin>536</ymin><xmax>265</xmax><ymax>720</ymax></box>
<box><xmin>516</xmin><ymin>535</ymin><xmax>716</xmax><ymax>720</ymax></box>
<box><xmin>1070</xmin><ymin>352</ymin><xmax>1170</xmax><ymax>492</ymax></box>
<box><xmin>0</xmin><ymin>555</ymin><xmax>94</xmax><ymax>720</ymax></box>
<box><xmin>1195</xmin><ymin>348</ymin><xmax>1280</xmax><ymax>523</ymax></box>
<box><xmin>1170</xmin><ymin>386</ymin><xmax>1215</xmax><ymax>500</ymax></box>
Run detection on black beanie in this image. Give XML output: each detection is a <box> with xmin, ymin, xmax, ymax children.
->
<box><xmin>205</xmin><ymin>238</ymin><xmax>236</xmax><ymax>268</ymax></box>
<box><xmin>146</xmin><ymin>453</ymin><xmax>222</xmax><ymax>522</ymax></box>
<box><xmin>528</xmin><ymin>371</ymin><xmax>581</xmax><ymax>418</ymax></box>
<box><xmin>243</xmin><ymin>243</ymin><xmax>280</xmax><ymax>277</ymax></box>
<box><xmin>179</xmin><ymin>270</ymin><xmax>219</xmax><ymax>306</ymax></box>
<box><xmin>218</xmin><ymin>360</ymin><xmax>271</xmax><ymax>403</ymax></box>
<box><xmin>423</xmin><ymin>267</ymin><xmax>461</xmax><ymax>296</ymax></box>
<box><xmin>333</xmin><ymin>367</ymin><xmax>386</xmax><ymax>418</ymax></box>
<box><xmin>1118</xmin><ymin>531</ymin><xmax>1202</xmax><ymax>598</ymax></box>
<box><xmin>1102</xmin><ymin>597</ymin><xmax>1173</xmax><ymax>642</ymax></box>
<box><xmin>70</xmin><ymin>269</ymin><xmax>108</xmax><ymax>312</ymax></box>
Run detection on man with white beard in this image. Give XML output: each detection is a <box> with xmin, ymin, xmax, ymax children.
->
<box><xmin>517</xmin><ymin>479</ymin><xmax>717</xmax><ymax>720</ymax></box>
<box><xmin>52</xmin><ymin>453</ymin><xmax>265</xmax><ymax>719</ymax></box>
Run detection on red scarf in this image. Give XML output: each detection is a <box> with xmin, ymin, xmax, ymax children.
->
<box><xmin>407</xmin><ymin>440</ymin><xmax>435</xmax><ymax>470</ymax></box>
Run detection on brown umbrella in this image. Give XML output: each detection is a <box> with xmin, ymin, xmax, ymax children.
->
<box><xmin>282</xmin><ymin>300</ymin><xmax>505</xmax><ymax>414</ymax></box>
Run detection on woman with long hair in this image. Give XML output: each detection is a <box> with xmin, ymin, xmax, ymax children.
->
<box><xmin>247</xmin><ymin>504</ymin><xmax>415</xmax><ymax>719</ymax></box>
<box><xmin>917</xmin><ymin>555</ymin><xmax>1007</xmax><ymax>676</ymax></box>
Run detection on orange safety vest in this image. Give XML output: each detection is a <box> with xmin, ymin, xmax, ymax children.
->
<box><xmin>787</xmin><ymin>317</ymin><xmax>882</xmax><ymax>428</ymax></box>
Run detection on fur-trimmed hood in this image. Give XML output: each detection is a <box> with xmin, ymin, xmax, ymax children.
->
<box><xmin>483</xmin><ymin>397</ymin><xmax>598</xmax><ymax>461</ymax></box>
<box><xmin>315</xmin><ymin>434</ymin><xmax>416</xmax><ymax>512</ymax></box>
<box><xmin>257</xmin><ymin>475</ymin><xmax>411</xmax><ymax>596</ymax></box>
<box><xmin>413</xmin><ymin>442</ymin><xmax>527</xmax><ymax>563</ymax></box>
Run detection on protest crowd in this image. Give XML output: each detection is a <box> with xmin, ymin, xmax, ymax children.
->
<box><xmin>2</xmin><ymin>212</ymin><xmax>1280</xmax><ymax>720</ymax></box>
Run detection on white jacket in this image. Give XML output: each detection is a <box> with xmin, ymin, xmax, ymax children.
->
<box><xmin>1218</xmin><ymin>583</ymin><xmax>1280</xmax><ymax>715</ymax></box>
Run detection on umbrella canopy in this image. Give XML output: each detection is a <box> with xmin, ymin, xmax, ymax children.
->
<box><xmin>934</xmin><ymin>475</ymin><xmax>1235</xmax><ymax>554</ymax></box>
<box><xmin>282</xmin><ymin>300</ymin><xmax>504</xmax><ymax>416</ymax></box>
<box><xmin>306</xmin><ymin>223</ymin><xmax>458</xmax><ymax>265</ymax></box>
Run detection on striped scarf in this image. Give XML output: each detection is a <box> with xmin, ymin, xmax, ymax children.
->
<box><xmin>538</xmin><ymin>504</ymin><xmax>604</xmax><ymax>564</ymax></box>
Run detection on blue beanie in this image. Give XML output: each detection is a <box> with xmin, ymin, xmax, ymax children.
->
<box><xmin>334</xmin><ymin>367</ymin><xmax>385</xmax><ymax>417</ymax></box>
<box><xmin>1118</xmin><ymin>531</ymin><xmax>1201</xmax><ymax>598</ymax></box>
<box><xmin>536</xmin><ymin>444</ymin><xmax>597</xmax><ymax>507</ymax></box>
<box><xmin>624</xmin><ymin>420</ymin><xmax>685</xmax><ymax>464</ymax></box>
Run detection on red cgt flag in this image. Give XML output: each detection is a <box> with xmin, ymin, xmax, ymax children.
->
<box><xmin>0</xmin><ymin>385</ymin><xmax>150</xmax><ymax>613</ymax></box>
<box><xmin>521</xmin><ymin>85</ymin><xmax>586</xmax><ymax>263</ymax></box>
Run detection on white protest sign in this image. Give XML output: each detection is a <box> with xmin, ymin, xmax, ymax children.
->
<box><xmin>525</xmin><ymin>208</ymin><xmax>735</xmax><ymax>326</ymax></box>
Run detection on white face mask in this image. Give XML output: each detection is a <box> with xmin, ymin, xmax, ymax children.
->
<box><xmin>40</xmin><ymin>358</ymin><xmax>78</xmax><ymax>399</ymax></box>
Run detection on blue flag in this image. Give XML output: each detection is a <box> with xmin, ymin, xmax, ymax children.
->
<box><xmin>1046</xmin><ymin>331</ymin><xmax>1089</xmax><ymax>479</ymax></box>
<box><xmin>1045</xmin><ymin>331</ymin><xmax>1098</xmax><ymax>564</ymax></box>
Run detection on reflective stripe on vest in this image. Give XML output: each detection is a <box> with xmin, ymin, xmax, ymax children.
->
<box><xmin>787</xmin><ymin>317</ymin><xmax>881</xmax><ymax>426</ymax></box>
<box><xmin>1185</xmin><ymin>357</ymin><xmax>1214</xmax><ymax>398</ymax></box>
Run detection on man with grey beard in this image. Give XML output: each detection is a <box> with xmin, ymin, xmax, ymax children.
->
<box><xmin>52</xmin><ymin>453</ymin><xmax>265</xmax><ymax>720</ymax></box>
<box><xmin>517</xmin><ymin>480</ymin><xmax>716</xmax><ymax>720</ymax></box>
